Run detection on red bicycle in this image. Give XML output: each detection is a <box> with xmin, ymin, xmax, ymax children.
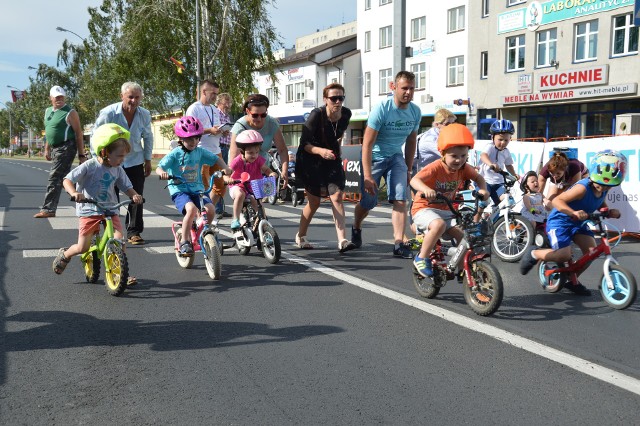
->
<box><xmin>538</xmin><ymin>208</ymin><xmax>637</xmax><ymax>309</ymax></box>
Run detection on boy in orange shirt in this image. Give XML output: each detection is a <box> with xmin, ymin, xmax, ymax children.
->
<box><xmin>410</xmin><ymin>124</ymin><xmax>489</xmax><ymax>277</ymax></box>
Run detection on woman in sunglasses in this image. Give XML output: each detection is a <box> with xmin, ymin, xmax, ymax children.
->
<box><xmin>294</xmin><ymin>83</ymin><xmax>356</xmax><ymax>252</ymax></box>
<box><xmin>229</xmin><ymin>94</ymin><xmax>289</xmax><ymax>188</ymax></box>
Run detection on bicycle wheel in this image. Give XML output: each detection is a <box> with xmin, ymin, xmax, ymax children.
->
<box><xmin>175</xmin><ymin>229</ymin><xmax>195</xmax><ymax>269</ymax></box>
<box><xmin>261</xmin><ymin>222</ymin><xmax>281</xmax><ymax>264</ymax></box>
<box><xmin>83</xmin><ymin>250</ymin><xmax>100</xmax><ymax>283</ymax></box>
<box><xmin>413</xmin><ymin>267</ymin><xmax>440</xmax><ymax>299</ymax></box>
<box><xmin>203</xmin><ymin>234</ymin><xmax>222</xmax><ymax>280</ymax></box>
<box><xmin>599</xmin><ymin>264</ymin><xmax>637</xmax><ymax>310</ymax></box>
<box><xmin>537</xmin><ymin>261</ymin><xmax>565</xmax><ymax>293</ymax></box>
<box><xmin>104</xmin><ymin>243</ymin><xmax>128</xmax><ymax>296</ymax></box>
<box><xmin>267</xmin><ymin>177</ymin><xmax>279</xmax><ymax>205</ymax></box>
<box><xmin>464</xmin><ymin>260</ymin><xmax>503</xmax><ymax>316</ymax></box>
<box><xmin>492</xmin><ymin>214</ymin><xmax>534</xmax><ymax>262</ymax></box>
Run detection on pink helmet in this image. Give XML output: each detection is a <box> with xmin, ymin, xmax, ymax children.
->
<box><xmin>235</xmin><ymin>129</ymin><xmax>264</xmax><ymax>150</ymax></box>
<box><xmin>174</xmin><ymin>116</ymin><xmax>203</xmax><ymax>138</ymax></box>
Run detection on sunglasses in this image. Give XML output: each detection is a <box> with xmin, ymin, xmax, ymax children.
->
<box><xmin>250</xmin><ymin>112</ymin><xmax>268</xmax><ymax>119</ymax></box>
<box><xmin>327</xmin><ymin>95</ymin><xmax>345</xmax><ymax>103</ymax></box>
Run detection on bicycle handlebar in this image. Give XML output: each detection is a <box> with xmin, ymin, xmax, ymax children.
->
<box><xmin>70</xmin><ymin>197</ymin><xmax>142</xmax><ymax>210</ymax></box>
<box><xmin>495</xmin><ymin>170</ymin><xmax>517</xmax><ymax>187</ymax></box>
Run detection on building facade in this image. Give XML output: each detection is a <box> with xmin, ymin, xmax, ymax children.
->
<box><xmin>467</xmin><ymin>0</ymin><xmax>640</xmax><ymax>140</ymax></box>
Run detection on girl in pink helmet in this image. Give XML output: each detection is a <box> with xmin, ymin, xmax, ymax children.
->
<box><xmin>156</xmin><ymin>116</ymin><xmax>232</xmax><ymax>255</ymax></box>
<box><xmin>225</xmin><ymin>130</ymin><xmax>278</xmax><ymax>230</ymax></box>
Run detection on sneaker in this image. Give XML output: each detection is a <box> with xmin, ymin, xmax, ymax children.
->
<box><xmin>230</xmin><ymin>219</ymin><xmax>241</xmax><ymax>230</ymax></box>
<box><xmin>393</xmin><ymin>243</ymin><xmax>413</xmax><ymax>259</ymax></box>
<box><xmin>565</xmin><ymin>282</ymin><xmax>592</xmax><ymax>296</ymax></box>
<box><xmin>519</xmin><ymin>246</ymin><xmax>538</xmax><ymax>275</ymax></box>
<box><xmin>351</xmin><ymin>227</ymin><xmax>362</xmax><ymax>248</ymax></box>
<box><xmin>413</xmin><ymin>255</ymin><xmax>433</xmax><ymax>277</ymax></box>
<box><xmin>179</xmin><ymin>241</ymin><xmax>193</xmax><ymax>256</ymax></box>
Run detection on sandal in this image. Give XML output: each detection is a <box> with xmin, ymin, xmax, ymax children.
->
<box><xmin>295</xmin><ymin>233</ymin><xmax>314</xmax><ymax>249</ymax></box>
<box><xmin>339</xmin><ymin>239</ymin><xmax>356</xmax><ymax>253</ymax></box>
<box><xmin>126</xmin><ymin>276</ymin><xmax>138</xmax><ymax>286</ymax></box>
<box><xmin>179</xmin><ymin>241</ymin><xmax>194</xmax><ymax>256</ymax></box>
<box><xmin>52</xmin><ymin>248</ymin><xmax>70</xmax><ymax>275</ymax></box>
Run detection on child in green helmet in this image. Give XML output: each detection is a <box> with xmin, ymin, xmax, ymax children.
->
<box><xmin>52</xmin><ymin>123</ymin><xmax>143</xmax><ymax>280</ymax></box>
<box><xmin>520</xmin><ymin>150</ymin><xmax>627</xmax><ymax>296</ymax></box>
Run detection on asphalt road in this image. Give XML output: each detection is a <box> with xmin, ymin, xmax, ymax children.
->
<box><xmin>2</xmin><ymin>158</ymin><xmax>640</xmax><ymax>425</ymax></box>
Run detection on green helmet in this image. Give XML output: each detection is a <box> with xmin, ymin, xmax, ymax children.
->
<box><xmin>91</xmin><ymin>123</ymin><xmax>130</xmax><ymax>155</ymax></box>
<box><xmin>589</xmin><ymin>150</ymin><xmax>627</xmax><ymax>186</ymax></box>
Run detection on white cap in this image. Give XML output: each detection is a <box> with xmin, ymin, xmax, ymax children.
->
<box><xmin>49</xmin><ymin>86</ymin><xmax>66</xmax><ymax>97</ymax></box>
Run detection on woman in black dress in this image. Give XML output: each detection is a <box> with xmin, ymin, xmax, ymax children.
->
<box><xmin>295</xmin><ymin>83</ymin><xmax>355</xmax><ymax>252</ymax></box>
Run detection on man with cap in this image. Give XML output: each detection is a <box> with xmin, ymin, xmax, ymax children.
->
<box><xmin>35</xmin><ymin>86</ymin><xmax>86</xmax><ymax>218</ymax></box>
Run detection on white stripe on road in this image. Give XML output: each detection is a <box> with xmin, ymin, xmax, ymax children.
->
<box><xmin>0</xmin><ymin>207</ymin><xmax>5</xmax><ymax>228</ymax></box>
<box><xmin>24</xmin><ymin>249</ymin><xmax>60</xmax><ymax>257</ymax></box>
<box><xmin>283</xmin><ymin>252</ymin><xmax>640</xmax><ymax>397</ymax></box>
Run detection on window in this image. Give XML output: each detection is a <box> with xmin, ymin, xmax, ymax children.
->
<box><xmin>448</xmin><ymin>6</ymin><xmax>465</xmax><ymax>33</ymax></box>
<box><xmin>612</xmin><ymin>14</ymin><xmax>639</xmax><ymax>56</ymax></box>
<box><xmin>294</xmin><ymin>82</ymin><xmax>305</xmax><ymax>101</ymax></box>
<box><xmin>364</xmin><ymin>72</ymin><xmax>371</xmax><ymax>97</ymax></box>
<box><xmin>380</xmin><ymin>0</ymin><xmax>392</xmax><ymax>4</ymax></box>
<box><xmin>575</xmin><ymin>20</ymin><xmax>598</xmax><ymax>62</ymax></box>
<box><xmin>447</xmin><ymin>56</ymin><xmax>464</xmax><ymax>86</ymax></box>
<box><xmin>411</xmin><ymin>17</ymin><xmax>426</xmax><ymax>41</ymax></box>
<box><xmin>410</xmin><ymin>63</ymin><xmax>426</xmax><ymax>89</ymax></box>
<box><xmin>506</xmin><ymin>34</ymin><xmax>525</xmax><ymax>71</ymax></box>
<box><xmin>507</xmin><ymin>0</ymin><xmax>526</xmax><ymax>5</ymax></box>
<box><xmin>266</xmin><ymin>87</ymin><xmax>279</xmax><ymax>106</ymax></box>
<box><xmin>379</xmin><ymin>68</ymin><xmax>392</xmax><ymax>94</ymax></box>
<box><xmin>364</xmin><ymin>31</ymin><xmax>371</xmax><ymax>52</ymax></box>
<box><xmin>481</xmin><ymin>0</ymin><xmax>489</xmax><ymax>18</ymax></box>
<box><xmin>379</xmin><ymin>26</ymin><xmax>392</xmax><ymax>48</ymax></box>
<box><xmin>536</xmin><ymin>28</ymin><xmax>557</xmax><ymax>67</ymax></box>
<box><xmin>365</xmin><ymin>0</ymin><xmax>371</xmax><ymax>10</ymax></box>
<box><xmin>480</xmin><ymin>51</ymin><xmax>488</xmax><ymax>79</ymax></box>
<box><xmin>286</xmin><ymin>84</ymin><xmax>293</xmax><ymax>103</ymax></box>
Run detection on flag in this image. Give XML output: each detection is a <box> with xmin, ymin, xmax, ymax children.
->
<box><xmin>169</xmin><ymin>57</ymin><xmax>185</xmax><ymax>74</ymax></box>
<box><xmin>10</xmin><ymin>90</ymin><xmax>26</xmax><ymax>102</ymax></box>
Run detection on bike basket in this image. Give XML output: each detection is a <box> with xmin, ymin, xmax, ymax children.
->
<box><xmin>250</xmin><ymin>176</ymin><xmax>277</xmax><ymax>198</ymax></box>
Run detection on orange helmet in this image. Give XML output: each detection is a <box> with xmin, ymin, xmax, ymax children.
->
<box><xmin>437</xmin><ymin>123</ymin><xmax>475</xmax><ymax>153</ymax></box>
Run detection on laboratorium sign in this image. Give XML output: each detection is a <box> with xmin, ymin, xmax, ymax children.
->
<box><xmin>498</xmin><ymin>0</ymin><xmax>634</xmax><ymax>34</ymax></box>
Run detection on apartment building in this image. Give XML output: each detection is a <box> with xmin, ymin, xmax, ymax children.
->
<box><xmin>467</xmin><ymin>0</ymin><xmax>640</xmax><ymax>140</ymax></box>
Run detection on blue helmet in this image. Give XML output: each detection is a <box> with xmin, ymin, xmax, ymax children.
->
<box><xmin>490</xmin><ymin>119</ymin><xmax>515</xmax><ymax>135</ymax></box>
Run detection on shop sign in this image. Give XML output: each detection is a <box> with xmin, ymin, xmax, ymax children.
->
<box><xmin>538</xmin><ymin>65</ymin><xmax>608</xmax><ymax>91</ymax></box>
<box><xmin>286</xmin><ymin>67</ymin><xmax>304</xmax><ymax>81</ymax></box>
<box><xmin>503</xmin><ymin>82</ymin><xmax>637</xmax><ymax>104</ymax></box>
<box><xmin>498</xmin><ymin>0</ymin><xmax>633</xmax><ymax>34</ymax></box>
<box><xmin>518</xmin><ymin>73</ymin><xmax>533</xmax><ymax>94</ymax></box>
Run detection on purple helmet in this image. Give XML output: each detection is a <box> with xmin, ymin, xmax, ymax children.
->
<box><xmin>174</xmin><ymin>116</ymin><xmax>204</xmax><ymax>138</ymax></box>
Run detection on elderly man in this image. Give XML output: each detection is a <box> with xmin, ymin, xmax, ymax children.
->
<box><xmin>35</xmin><ymin>86</ymin><xmax>86</xmax><ymax>218</ymax></box>
<box><xmin>94</xmin><ymin>82</ymin><xmax>153</xmax><ymax>245</ymax></box>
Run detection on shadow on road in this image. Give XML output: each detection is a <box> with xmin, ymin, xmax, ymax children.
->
<box><xmin>5</xmin><ymin>310</ymin><xmax>344</xmax><ymax>352</ymax></box>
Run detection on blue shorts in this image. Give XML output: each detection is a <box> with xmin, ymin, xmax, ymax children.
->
<box><xmin>360</xmin><ymin>153</ymin><xmax>408</xmax><ymax>210</ymax></box>
<box><xmin>172</xmin><ymin>192</ymin><xmax>212</xmax><ymax>215</ymax></box>
<box><xmin>486</xmin><ymin>183</ymin><xmax>506</xmax><ymax>207</ymax></box>
<box><xmin>546</xmin><ymin>221</ymin><xmax>594</xmax><ymax>250</ymax></box>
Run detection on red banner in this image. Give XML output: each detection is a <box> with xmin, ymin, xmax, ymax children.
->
<box><xmin>10</xmin><ymin>90</ymin><xmax>25</xmax><ymax>102</ymax></box>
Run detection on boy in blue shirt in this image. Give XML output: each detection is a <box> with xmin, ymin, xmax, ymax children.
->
<box><xmin>156</xmin><ymin>116</ymin><xmax>232</xmax><ymax>255</ymax></box>
<box><xmin>351</xmin><ymin>71</ymin><xmax>422</xmax><ymax>258</ymax></box>
<box><xmin>520</xmin><ymin>150</ymin><xmax>627</xmax><ymax>296</ymax></box>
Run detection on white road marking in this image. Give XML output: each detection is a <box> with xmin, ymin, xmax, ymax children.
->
<box><xmin>0</xmin><ymin>207</ymin><xmax>5</xmax><ymax>228</ymax></box>
<box><xmin>24</xmin><ymin>249</ymin><xmax>60</xmax><ymax>257</ymax></box>
<box><xmin>284</xmin><ymin>252</ymin><xmax>640</xmax><ymax>397</ymax></box>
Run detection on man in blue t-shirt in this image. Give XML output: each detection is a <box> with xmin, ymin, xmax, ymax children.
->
<box><xmin>351</xmin><ymin>71</ymin><xmax>422</xmax><ymax>258</ymax></box>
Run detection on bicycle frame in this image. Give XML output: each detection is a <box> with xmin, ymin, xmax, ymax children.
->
<box><xmin>80</xmin><ymin>215</ymin><xmax>122</xmax><ymax>266</ymax></box>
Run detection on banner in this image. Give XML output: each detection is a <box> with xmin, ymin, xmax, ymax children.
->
<box><xmin>10</xmin><ymin>90</ymin><xmax>25</xmax><ymax>102</ymax></box>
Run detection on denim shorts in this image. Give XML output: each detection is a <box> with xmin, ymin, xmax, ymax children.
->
<box><xmin>172</xmin><ymin>192</ymin><xmax>212</xmax><ymax>215</ymax></box>
<box><xmin>360</xmin><ymin>153</ymin><xmax>408</xmax><ymax>210</ymax></box>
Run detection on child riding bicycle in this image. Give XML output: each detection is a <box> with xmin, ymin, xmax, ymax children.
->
<box><xmin>53</xmin><ymin>123</ymin><xmax>143</xmax><ymax>280</ymax></box>
<box><xmin>156</xmin><ymin>116</ymin><xmax>232</xmax><ymax>255</ymax></box>
<box><xmin>520</xmin><ymin>150</ymin><xmax>627</xmax><ymax>296</ymax></box>
<box><xmin>410</xmin><ymin>123</ymin><xmax>489</xmax><ymax>278</ymax></box>
<box><xmin>225</xmin><ymin>130</ymin><xmax>278</xmax><ymax>230</ymax></box>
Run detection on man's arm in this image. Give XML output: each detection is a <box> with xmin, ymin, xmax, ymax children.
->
<box><xmin>361</xmin><ymin>126</ymin><xmax>378</xmax><ymax>194</ymax></box>
<box><xmin>68</xmin><ymin>110</ymin><xmax>86</xmax><ymax>164</ymax></box>
<box><xmin>404</xmin><ymin>131</ymin><xmax>417</xmax><ymax>170</ymax></box>
<box><xmin>141</xmin><ymin>110</ymin><xmax>154</xmax><ymax>177</ymax></box>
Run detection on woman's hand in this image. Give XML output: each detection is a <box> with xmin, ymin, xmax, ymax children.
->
<box><xmin>320</xmin><ymin>149</ymin><xmax>335</xmax><ymax>160</ymax></box>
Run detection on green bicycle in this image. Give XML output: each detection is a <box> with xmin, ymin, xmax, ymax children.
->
<box><xmin>74</xmin><ymin>197</ymin><xmax>135</xmax><ymax>296</ymax></box>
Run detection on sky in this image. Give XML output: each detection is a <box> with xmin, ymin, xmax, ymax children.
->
<box><xmin>0</xmin><ymin>0</ymin><xmax>356</xmax><ymax>106</ymax></box>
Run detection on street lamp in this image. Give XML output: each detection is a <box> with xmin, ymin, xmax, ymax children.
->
<box><xmin>28</xmin><ymin>66</ymin><xmax>37</xmax><ymax>70</ymax></box>
<box><xmin>7</xmin><ymin>85</ymin><xmax>19</xmax><ymax>91</ymax></box>
<box><xmin>0</xmin><ymin>101</ymin><xmax>13</xmax><ymax>153</ymax></box>
<box><xmin>56</xmin><ymin>26</ymin><xmax>85</xmax><ymax>42</ymax></box>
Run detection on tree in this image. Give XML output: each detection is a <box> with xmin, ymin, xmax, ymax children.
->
<box><xmin>58</xmin><ymin>0</ymin><xmax>282</xmax><ymax>122</ymax></box>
